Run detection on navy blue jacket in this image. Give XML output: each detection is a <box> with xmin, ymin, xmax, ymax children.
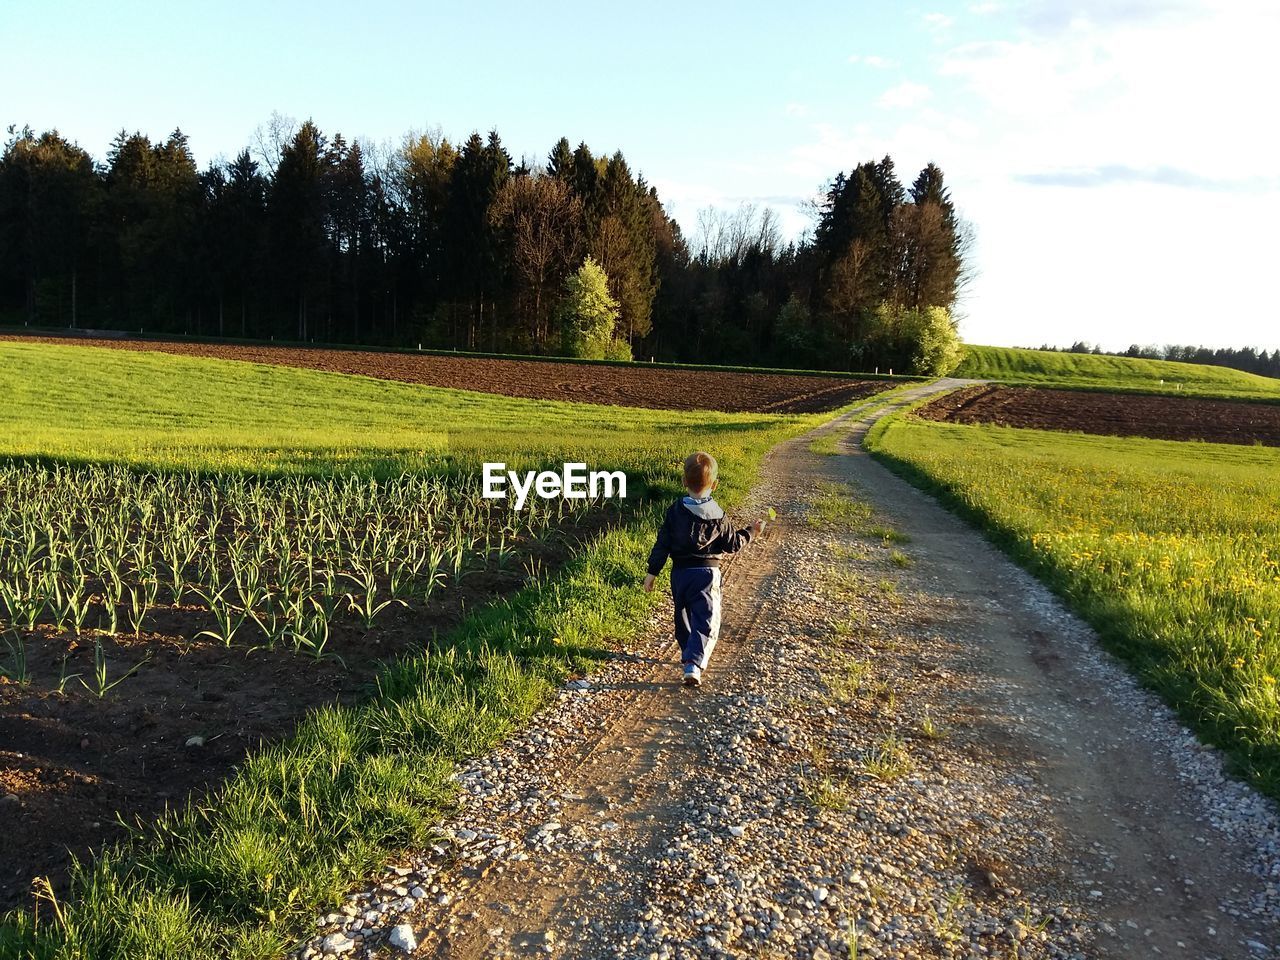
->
<box><xmin>646</xmin><ymin>496</ymin><xmax>755</xmax><ymax>576</ymax></box>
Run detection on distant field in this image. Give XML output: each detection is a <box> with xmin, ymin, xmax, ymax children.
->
<box><xmin>0</xmin><ymin>339</ymin><xmax>809</xmax><ymax>485</ymax></box>
<box><xmin>956</xmin><ymin>344</ymin><xmax>1280</xmax><ymax>401</ymax></box>
<box><xmin>868</xmin><ymin>416</ymin><xmax>1280</xmax><ymax>796</ymax></box>
<box><xmin>918</xmin><ymin>384</ymin><xmax>1280</xmax><ymax>447</ymax></box>
<box><xmin>0</xmin><ymin>334</ymin><xmax>889</xmax><ymax>414</ymax></box>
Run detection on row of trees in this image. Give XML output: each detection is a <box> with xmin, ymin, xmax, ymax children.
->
<box><xmin>1039</xmin><ymin>342</ymin><xmax>1280</xmax><ymax>380</ymax></box>
<box><xmin>0</xmin><ymin>118</ymin><xmax>968</xmax><ymax>373</ymax></box>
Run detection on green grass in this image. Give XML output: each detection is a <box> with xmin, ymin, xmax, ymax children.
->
<box><xmin>807</xmin><ymin>482</ymin><xmax>911</xmax><ymax>549</ymax></box>
<box><xmin>807</xmin><ymin>482</ymin><xmax>876</xmax><ymax>530</ymax></box>
<box><xmin>4</xmin><ymin>541</ymin><xmax>646</xmax><ymax>960</ymax></box>
<box><xmin>0</xmin><ymin>340</ymin><xmax>804</xmax><ymax>485</ymax></box>
<box><xmin>823</xmin><ymin>657</ymin><xmax>870</xmax><ymax>704</ymax></box>
<box><xmin>868</xmin><ymin>415</ymin><xmax>1280</xmax><ymax>796</ymax></box>
<box><xmin>809</xmin><ymin>433</ymin><xmax>841</xmax><ymax>456</ymax></box>
<box><xmin>804</xmin><ymin>379</ymin><xmax>934</xmax><ymax>457</ymax></box>
<box><xmin>956</xmin><ymin>344</ymin><xmax>1280</xmax><ymax>401</ymax></box>
<box><xmin>861</xmin><ymin>735</ymin><xmax>913</xmax><ymax>781</ymax></box>
<box><xmin>917</xmin><ymin>711</ymin><xmax>946</xmax><ymax>741</ymax></box>
<box><xmin>0</xmin><ymin>340</ymin><xmax>862</xmax><ymax>959</ymax></box>
<box><xmin>802</xmin><ymin>773</ymin><xmax>852</xmax><ymax>811</ymax></box>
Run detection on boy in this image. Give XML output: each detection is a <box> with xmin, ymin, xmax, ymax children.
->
<box><xmin>642</xmin><ymin>451</ymin><xmax>765</xmax><ymax>687</ymax></box>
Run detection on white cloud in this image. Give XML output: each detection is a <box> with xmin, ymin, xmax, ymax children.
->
<box><xmin>936</xmin><ymin>6</ymin><xmax>1280</xmax><ymax>179</ymax></box>
<box><xmin>1013</xmin><ymin>165</ymin><xmax>1280</xmax><ymax>193</ymax></box>
<box><xmin>848</xmin><ymin>54</ymin><xmax>896</xmax><ymax>68</ymax></box>
<box><xmin>877</xmin><ymin>82</ymin><xmax>933</xmax><ymax>110</ymax></box>
<box><xmin>959</xmin><ymin>183</ymin><xmax>1280</xmax><ymax>349</ymax></box>
<box><xmin>650</xmin><ymin>175</ymin><xmax>814</xmax><ymax>246</ymax></box>
<box><xmin>785</xmin><ymin>102</ymin><xmax>811</xmax><ymax>117</ymax></box>
<box><xmin>1017</xmin><ymin>0</ymin><xmax>1203</xmax><ymax>34</ymax></box>
<box><xmin>968</xmin><ymin>1</ymin><xmax>1001</xmax><ymax>13</ymax></box>
<box><xmin>923</xmin><ymin>12</ymin><xmax>955</xmax><ymax>29</ymax></box>
<box><xmin>780</xmin><ymin>1</ymin><xmax>1280</xmax><ymax>349</ymax></box>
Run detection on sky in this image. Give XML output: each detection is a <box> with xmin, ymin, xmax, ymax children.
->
<box><xmin>4</xmin><ymin>0</ymin><xmax>1278</xmax><ymax>351</ymax></box>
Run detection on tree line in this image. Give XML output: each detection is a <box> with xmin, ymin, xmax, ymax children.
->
<box><xmin>1037</xmin><ymin>341</ymin><xmax>1280</xmax><ymax>381</ymax></box>
<box><xmin>0</xmin><ymin>118</ymin><xmax>967</xmax><ymax>373</ymax></box>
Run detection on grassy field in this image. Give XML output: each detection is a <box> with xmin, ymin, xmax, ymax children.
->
<box><xmin>0</xmin><ymin>323</ymin><xmax>916</xmax><ymax>383</ymax></box>
<box><xmin>0</xmin><ymin>341</ymin><xmax>833</xmax><ymax>959</ymax></box>
<box><xmin>956</xmin><ymin>344</ymin><xmax>1280</xmax><ymax>401</ymax></box>
<box><xmin>867</xmin><ymin>415</ymin><xmax>1280</xmax><ymax>796</ymax></box>
<box><xmin>0</xmin><ymin>339</ymin><xmax>795</xmax><ymax>486</ymax></box>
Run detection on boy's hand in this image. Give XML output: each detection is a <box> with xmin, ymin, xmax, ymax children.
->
<box><xmin>642</xmin><ymin>573</ymin><xmax>657</xmax><ymax>593</ymax></box>
<box><xmin>751</xmin><ymin>520</ymin><xmax>766</xmax><ymax>534</ymax></box>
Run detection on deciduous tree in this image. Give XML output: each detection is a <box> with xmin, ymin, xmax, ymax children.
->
<box><xmin>489</xmin><ymin>173</ymin><xmax>583</xmax><ymax>348</ymax></box>
<box><xmin>558</xmin><ymin>256</ymin><xmax>621</xmax><ymax>359</ymax></box>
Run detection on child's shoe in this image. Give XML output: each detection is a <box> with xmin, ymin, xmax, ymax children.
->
<box><xmin>683</xmin><ymin>664</ymin><xmax>702</xmax><ymax>687</ymax></box>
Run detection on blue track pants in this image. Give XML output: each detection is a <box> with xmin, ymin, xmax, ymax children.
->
<box><xmin>670</xmin><ymin>566</ymin><xmax>722</xmax><ymax>670</ymax></box>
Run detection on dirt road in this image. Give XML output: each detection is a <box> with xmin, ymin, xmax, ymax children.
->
<box><xmin>300</xmin><ymin>380</ymin><xmax>1278</xmax><ymax>960</ymax></box>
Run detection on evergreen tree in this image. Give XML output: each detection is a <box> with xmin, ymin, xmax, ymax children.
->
<box><xmin>154</xmin><ymin>129</ymin><xmax>202</xmax><ymax>331</ymax></box>
<box><xmin>268</xmin><ymin>120</ymin><xmax>329</xmax><ymax>340</ymax></box>
<box><xmin>570</xmin><ymin>142</ymin><xmax>600</xmax><ymax>216</ymax></box>
<box><xmin>590</xmin><ymin>152</ymin><xmax>657</xmax><ymax>344</ymax></box>
<box><xmin>202</xmin><ymin>150</ymin><xmax>267</xmax><ymax>336</ymax></box>
<box><xmin>100</xmin><ymin>128</ymin><xmax>201</xmax><ymax>330</ymax></box>
<box><xmin>891</xmin><ymin>163</ymin><xmax>962</xmax><ymax>310</ymax></box>
<box><xmin>813</xmin><ymin>160</ymin><xmax>899</xmax><ymax>329</ymax></box>
<box><xmin>547</xmin><ymin>137</ymin><xmax>574</xmax><ymax>180</ymax></box>
<box><xmin>870</xmin><ymin>155</ymin><xmax>905</xmax><ymax>224</ymax></box>
<box><xmin>442</xmin><ymin>131</ymin><xmax>510</xmax><ymax>349</ymax></box>
<box><xmin>909</xmin><ymin>162</ymin><xmax>955</xmax><ymax>224</ymax></box>
<box><xmin>323</xmin><ymin>136</ymin><xmax>370</xmax><ymax>342</ymax></box>
<box><xmin>0</xmin><ymin>128</ymin><xmax>99</xmax><ymax>326</ymax></box>
<box><xmin>645</xmin><ymin>190</ymin><xmax>692</xmax><ymax>361</ymax></box>
<box><xmin>389</xmin><ymin>130</ymin><xmax>456</xmax><ymax>333</ymax></box>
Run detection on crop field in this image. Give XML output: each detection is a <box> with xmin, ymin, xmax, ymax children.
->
<box><xmin>0</xmin><ymin>340</ymin><xmax>838</xmax><ymax>958</ymax></box>
<box><xmin>867</xmin><ymin>415</ymin><xmax>1280</xmax><ymax>796</ymax></box>
<box><xmin>0</xmin><ymin>464</ymin><xmax>602</xmax><ymax>911</ymax></box>
<box><xmin>917</xmin><ymin>384</ymin><xmax>1280</xmax><ymax>447</ymax></box>
<box><xmin>0</xmin><ymin>334</ymin><xmax>890</xmax><ymax>414</ymax></box>
<box><xmin>955</xmin><ymin>344</ymin><xmax>1280</xmax><ymax>401</ymax></box>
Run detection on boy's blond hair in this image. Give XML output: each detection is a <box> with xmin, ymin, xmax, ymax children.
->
<box><xmin>683</xmin><ymin>451</ymin><xmax>717</xmax><ymax>495</ymax></box>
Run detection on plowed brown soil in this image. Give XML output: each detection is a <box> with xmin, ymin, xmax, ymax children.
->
<box><xmin>917</xmin><ymin>384</ymin><xmax>1280</xmax><ymax>446</ymax></box>
<box><xmin>0</xmin><ymin>334</ymin><xmax>885</xmax><ymax>414</ymax></box>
